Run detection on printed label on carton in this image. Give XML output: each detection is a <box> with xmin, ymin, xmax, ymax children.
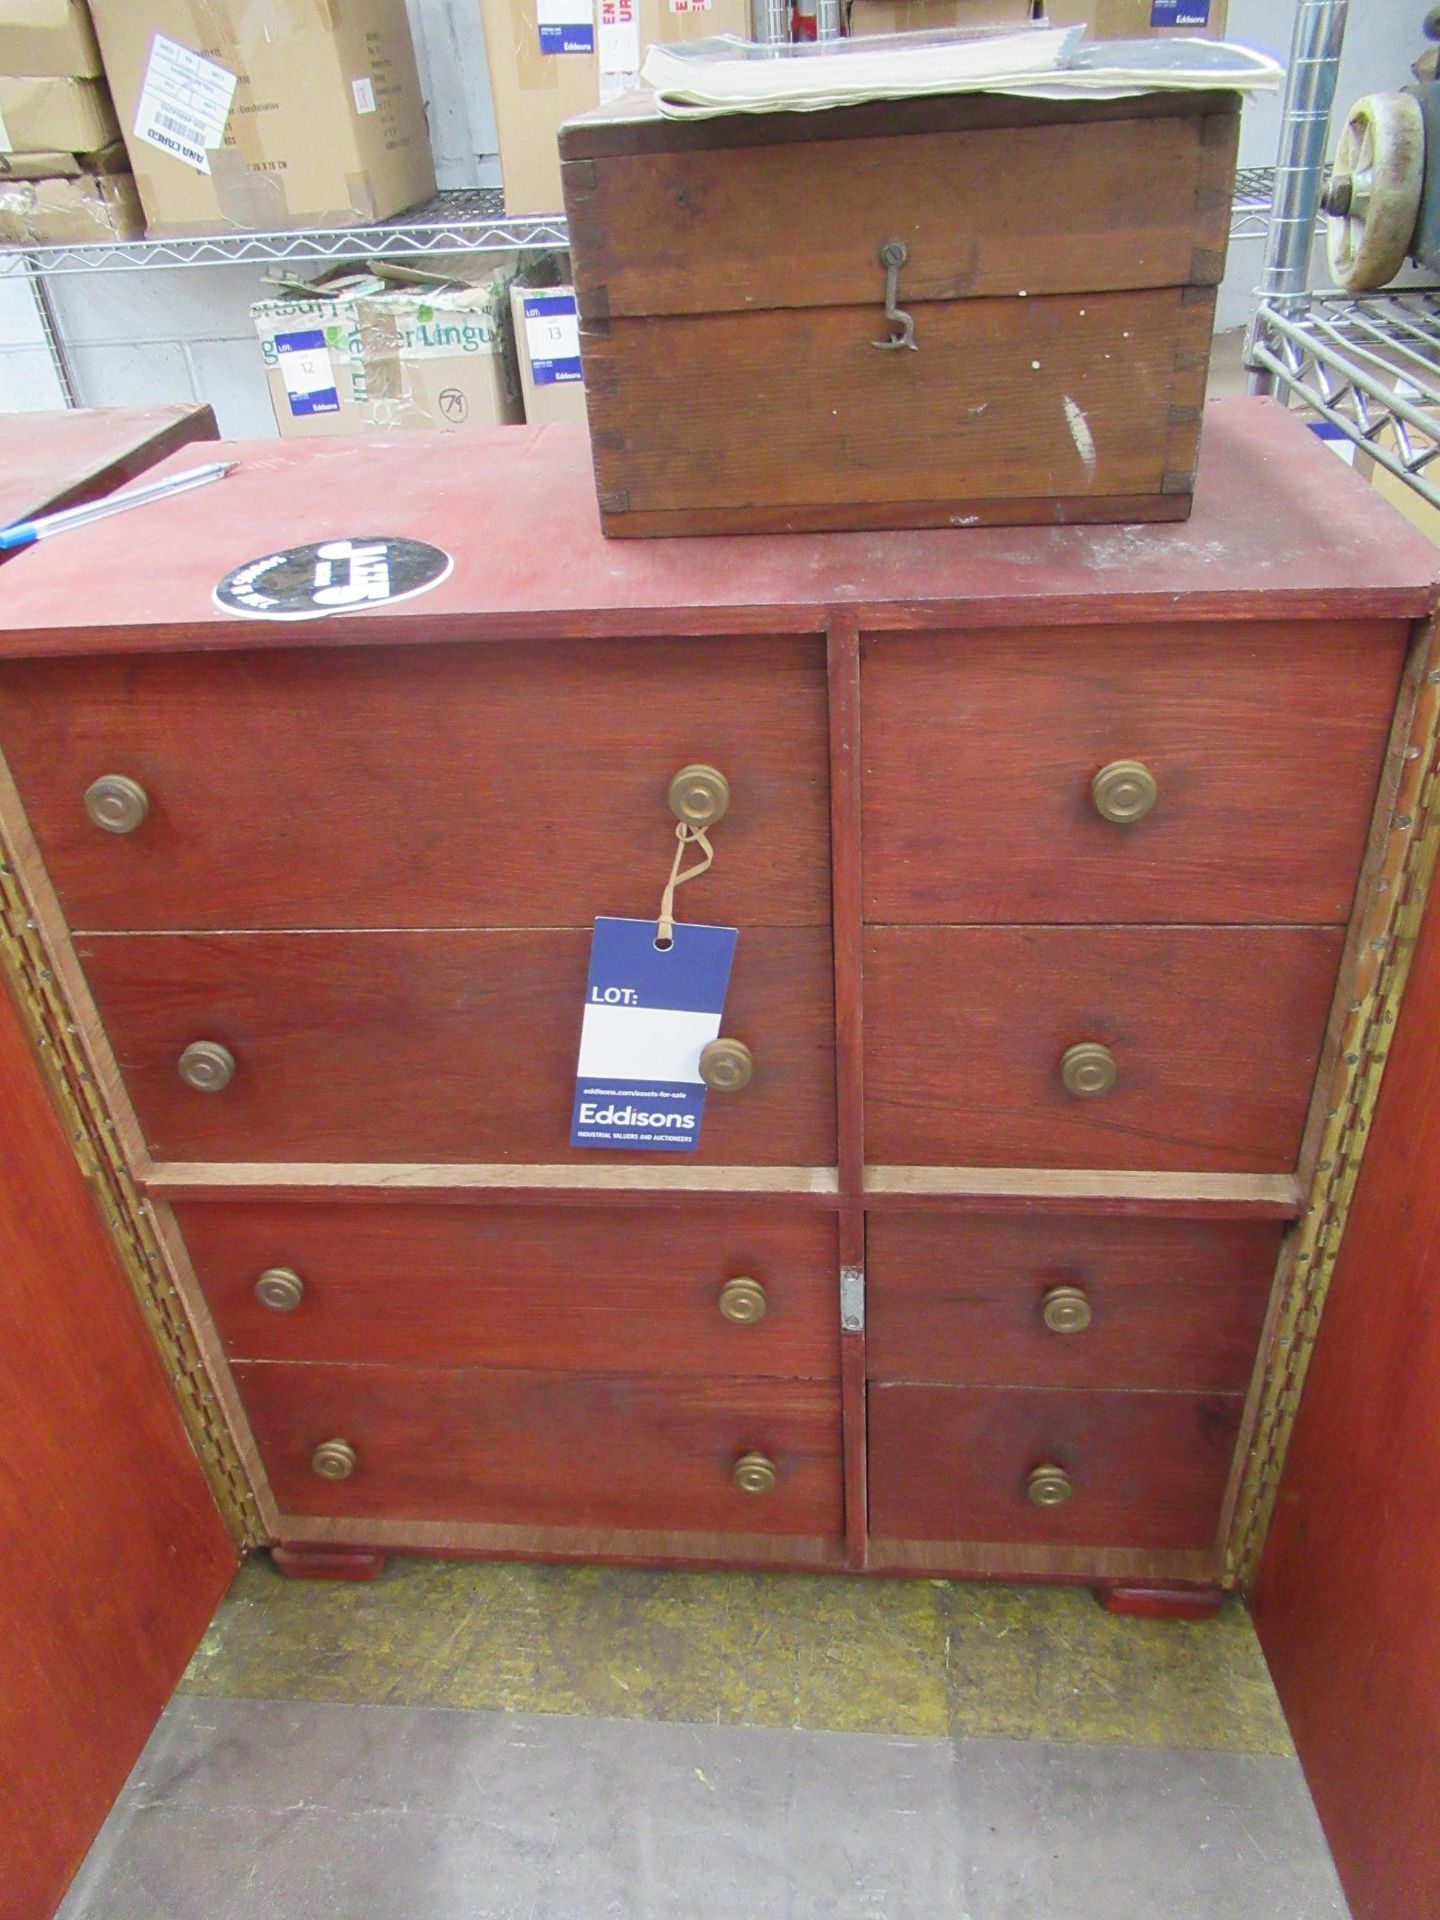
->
<box><xmin>523</xmin><ymin>292</ymin><xmax>582</xmax><ymax>385</ymax></box>
<box><xmin>133</xmin><ymin>33</ymin><xmax>237</xmax><ymax>175</ymax></box>
<box><xmin>1149</xmin><ymin>0</ymin><xmax>1211</xmax><ymax>23</ymax></box>
<box><xmin>598</xmin><ymin>0</ymin><xmax>640</xmax><ymax>92</ymax></box>
<box><xmin>572</xmin><ymin>918</ymin><xmax>738</xmax><ymax>1153</ymax></box>
<box><xmin>538</xmin><ymin>0</ymin><xmax>595</xmax><ymax>55</ymax></box>
<box><xmin>274</xmin><ymin>329</ymin><xmax>340</xmax><ymax>417</ymax></box>
<box><xmin>352</xmin><ymin>77</ymin><xmax>376</xmax><ymax>114</ymax></box>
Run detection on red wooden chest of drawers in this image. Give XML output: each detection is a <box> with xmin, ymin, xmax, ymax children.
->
<box><xmin>0</xmin><ymin>399</ymin><xmax>1433</xmax><ymax>1605</ymax></box>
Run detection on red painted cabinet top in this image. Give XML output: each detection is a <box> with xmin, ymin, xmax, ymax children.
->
<box><xmin>0</xmin><ymin>402</ymin><xmax>1434</xmax><ymax>653</ymax></box>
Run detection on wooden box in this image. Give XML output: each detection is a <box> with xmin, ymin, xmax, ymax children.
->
<box><xmin>559</xmin><ymin>89</ymin><xmax>1240</xmax><ymax>536</ymax></box>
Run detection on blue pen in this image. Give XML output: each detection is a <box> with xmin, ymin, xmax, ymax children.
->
<box><xmin>0</xmin><ymin>459</ymin><xmax>237</xmax><ymax>553</ymax></box>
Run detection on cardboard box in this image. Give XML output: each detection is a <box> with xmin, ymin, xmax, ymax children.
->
<box><xmin>510</xmin><ymin>279</ymin><xmax>588</xmax><ymax>426</ymax></box>
<box><xmin>0</xmin><ymin>161</ymin><xmax>141</xmax><ymax>241</ymax></box>
<box><xmin>850</xmin><ymin>0</ymin><xmax>1040</xmax><ymax>34</ymax></box>
<box><xmin>1042</xmin><ymin>0</ymin><xmax>1229</xmax><ymax>36</ymax></box>
<box><xmin>478</xmin><ymin>0</ymin><xmax>750</xmax><ymax>216</ymax></box>
<box><xmin>88</xmin><ymin>0</ymin><xmax>436</xmax><ymax>237</ymax></box>
<box><xmin>0</xmin><ymin>0</ymin><xmax>103</xmax><ymax>78</ymax></box>
<box><xmin>254</xmin><ymin>270</ymin><xmax>521</xmax><ymax>439</ymax></box>
<box><xmin>0</xmin><ymin>73</ymin><xmax>117</xmax><ymax>153</ymax></box>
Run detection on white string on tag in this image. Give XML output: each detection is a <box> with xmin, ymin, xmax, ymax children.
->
<box><xmin>655</xmin><ymin>822</ymin><xmax>714</xmax><ymax>949</ymax></box>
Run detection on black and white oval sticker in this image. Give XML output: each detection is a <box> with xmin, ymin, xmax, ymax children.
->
<box><xmin>215</xmin><ymin>537</ymin><xmax>452</xmax><ymax>621</ymax></box>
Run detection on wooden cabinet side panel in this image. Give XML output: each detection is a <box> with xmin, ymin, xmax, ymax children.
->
<box><xmin>1253</xmin><ymin>866</ymin><xmax>1440</xmax><ymax>1920</ymax></box>
<box><xmin>0</xmin><ymin>987</ymin><xmax>237</xmax><ymax>1920</ymax></box>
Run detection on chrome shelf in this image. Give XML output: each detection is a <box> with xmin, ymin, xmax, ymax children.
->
<box><xmin>0</xmin><ymin>187</ymin><xmax>568</xmax><ymax>277</ymax></box>
<box><xmin>1249</xmin><ymin>288</ymin><xmax>1440</xmax><ymax>510</ymax></box>
<box><xmin>1</xmin><ymin>170</ymin><xmax>1276</xmax><ymax>281</ymax></box>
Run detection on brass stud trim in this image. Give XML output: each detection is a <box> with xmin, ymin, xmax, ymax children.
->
<box><xmin>732</xmin><ymin>1450</ymin><xmax>777</xmax><ymax>1496</ymax></box>
<box><xmin>0</xmin><ymin>761</ymin><xmax>259</xmax><ymax>1543</ymax></box>
<box><xmin>178</xmin><ymin>1040</ymin><xmax>236</xmax><ymax>1093</ymax></box>
<box><xmin>84</xmin><ymin>773</ymin><xmax>149</xmax><ymax>835</ymax></box>
<box><xmin>1040</xmin><ymin>1284</ymin><xmax>1092</xmax><ymax>1334</ymax></box>
<box><xmin>1091</xmin><ymin>759</ymin><xmax>1157</xmax><ymax>825</ymax></box>
<box><xmin>718</xmin><ymin>1275</ymin><xmax>767</xmax><ymax>1324</ymax></box>
<box><xmin>255</xmin><ymin>1266</ymin><xmax>305</xmax><ymax>1313</ymax></box>
<box><xmin>1060</xmin><ymin>1041</ymin><xmax>1117</xmax><ymax>1099</ymax></box>
<box><xmin>1226</xmin><ymin>619</ymin><xmax>1440</xmax><ymax>1587</ymax></box>
<box><xmin>1026</xmin><ymin>1463</ymin><xmax>1073</xmax><ymax>1508</ymax></box>
<box><xmin>668</xmin><ymin>764</ymin><xmax>730</xmax><ymax>830</ymax></box>
<box><xmin>699</xmin><ymin>1037</ymin><xmax>753</xmax><ymax>1093</ymax></box>
<box><xmin>311</xmin><ymin>1438</ymin><xmax>357</xmax><ymax>1481</ymax></box>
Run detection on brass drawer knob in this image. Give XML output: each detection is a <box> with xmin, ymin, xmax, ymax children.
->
<box><xmin>718</xmin><ymin>1276</ymin><xmax>768</xmax><ymax>1324</ymax></box>
<box><xmin>1091</xmin><ymin>759</ymin><xmax>1157</xmax><ymax>825</ymax></box>
<box><xmin>1041</xmin><ymin>1285</ymin><xmax>1092</xmax><ymax>1335</ymax></box>
<box><xmin>1026</xmin><ymin>1463</ymin><xmax>1073</xmax><ymax>1508</ymax></box>
<box><xmin>732</xmin><ymin>1451</ymin><xmax>777</xmax><ymax>1496</ymax></box>
<box><xmin>255</xmin><ymin>1266</ymin><xmax>305</xmax><ymax>1313</ymax></box>
<box><xmin>669</xmin><ymin>763</ymin><xmax>730</xmax><ymax>829</ymax></box>
<box><xmin>177</xmin><ymin>1040</ymin><xmax>236</xmax><ymax>1092</ymax></box>
<box><xmin>84</xmin><ymin>773</ymin><xmax>149</xmax><ymax>835</ymax></box>
<box><xmin>699</xmin><ymin>1037</ymin><xmax>753</xmax><ymax>1093</ymax></box>
<box><xmin>311</xmin><ymin>1438</ymin><xmax>357</xmax><ymax>1481</ymax></box>
<box><xmin>1060</xmin><ymin>1041</ymin><xmax>1116</xmax><ymax>1099</ymax></box>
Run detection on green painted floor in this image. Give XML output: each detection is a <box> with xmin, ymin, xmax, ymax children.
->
<box><xmin>181</xmin><ymin>1557</ymin><xmax>1292</xmax><ymax>1757</ymax></box>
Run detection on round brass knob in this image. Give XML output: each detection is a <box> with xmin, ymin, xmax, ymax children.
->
<box><xmin>1060</xmin><ymin>1041</ymin><xmax>1116</xmax><ymax>1099</ymax></box>
<box><xmin>255</xmin><ymin>1266</ymin><xmax>305</xmax><ymax>1313</ymax></box>
<box><xmin>699</xmin><ymin>1037</ymin><xmax>753</xmax><ymax>1093</ymax></box>
<box><xmin>668</xmin><ymin>763</ymin><xmax>730</xmax><ymax>830</ymax></box>
<box><xmin>177</xmin><ymin>1040</ymin><xmax>236</xmax><ymax>1093</ymax></box>
<box><xmin>718</xmin><ymin>1276</ymin><xmax>768</xmax><ymax>1324</ymax></box>
<box><xmin>84</xmin><ymin>773</ymin><xmax>149</xmax><ymax>835</ymax></box>
<box><xmin>1026</xmin><ymin>1463</ymin><xmax>1073</xmax><ymax>1508</ymax></box>
<box><xmin>732</xmin><ymin>1451</ymin><xmax>777</xmax><ymax>1496</ymax></box>
<box><xmin>1040</xmin><ymin>1284</ymin><xmax>1092</xmax><ymax>1335</ymax></box>
<box><xmin>1091</xmin><ymin>759</ymin><xmax>1157</xmax><ymax>826</ymax></box>
<box><xmin>311</xmin><ymin>1438</ymin><xmax>357</xmax><ymax>1481</ymax></box>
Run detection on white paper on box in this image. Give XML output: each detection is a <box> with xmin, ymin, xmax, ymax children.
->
<box><xmin>352</xmin><ymin>77</ymin><xmax>376</xmax><ymax>113</ymax></box>
<box><xmin>133</xmin><ymin>33</ymin><xmax>237</xmax><ymax>175</ymax></box>
<box><xmin>597</xmin><ymin>0</ymin><xmax>640</xmax><ymax>95</ymax></box>
<box><xmin>522</xmin><ymin>292</ymin><xmax>582</xmax><ymax>384</ymax></box>
<box><xmin>0</xmin><ymin>101</ymin><xmax>9</xmax><ymax>154</ymax></box>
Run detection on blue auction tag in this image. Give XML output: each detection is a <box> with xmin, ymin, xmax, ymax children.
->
<box><xmin>572</xmin><ymin>917</ymin><xmax>737</xmax><ymax>1152</ymax></box>
<box><xmin>1150</xmin><ymin>0</ymin><xmax>1211</xmax><ymax>23</ymax></box>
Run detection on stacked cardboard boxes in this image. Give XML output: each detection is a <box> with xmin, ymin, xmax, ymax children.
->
<box><xmin>477</xmin><ymin>0</ymin><xmax>751</xmax><ymax>216</ymax></box>
<box><xmin>0</xmin><ymin>0</ymin><xmax>138</xmax><ymax>244</ymax></box>
<box><xmin>253</xmin><ymin>266</ymin><xmax>523</xmax><ymax>439</ymax></box>
<box><xmin>88</xmin><ymin>0</ymin><xmax>436</xmax><ymax>237</ymax></box>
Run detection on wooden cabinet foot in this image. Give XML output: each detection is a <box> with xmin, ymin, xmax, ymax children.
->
<box><xmin>270</xmin><ymin>1544</ymin><xmax>387</xmax><ymax>1583</ymax></box>
<box><xmin>1095</xmin><ymin>1584</ymin><xmax>1225</xmax><ymax>1620</ymax></box>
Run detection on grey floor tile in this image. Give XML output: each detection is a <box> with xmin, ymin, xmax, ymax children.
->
<box><xmin>59</xmin><ymin>1696</ymin><xmax>1350</xmax><ymax>1920</ymax></box>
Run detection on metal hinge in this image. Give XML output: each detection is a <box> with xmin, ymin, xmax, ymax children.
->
<box><xmin>840</xmin><ymin>1263</ymin><xmax>865</xmax><ymax>1333</ymax></box>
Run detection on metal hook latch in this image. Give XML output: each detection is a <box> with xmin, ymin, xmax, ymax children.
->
<box><xmin>872</xmin><ymin>239</ymin><xmax>918</xmax><ymax>353</ymax></box>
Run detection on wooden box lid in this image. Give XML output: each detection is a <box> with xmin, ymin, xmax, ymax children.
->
<box><xmin>559</xmin><ymin>87</ymin><xmax>1241</xmax><ymax>319</ymax></box>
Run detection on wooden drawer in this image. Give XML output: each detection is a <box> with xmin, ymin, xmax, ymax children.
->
<box><xmin>79</xmin><ymin>927</ymin><xmax>836</xmax><ymax>1166</ymax></box>
<box><xmin>866</xmin><ymin>1213</ymin><xmax>1279</xmax><ymax>1392</ymax></box>
<box><xmin>178</xmin><ymin>1201</ymin><xmax>839</xmax><ymax>1379</ymax></box>
<box><xmin>864</xmin><ymin>925</ymin><xmax>1343</xmax><ymax>1172</ymax></box>
<box><xmin>862</xmin><ymin>623</ymin><xmax>1405</xmax><ymax>926</ymax></box>
<box><xmin>868</xmin><ymin>1383</ymin><xmax>1242</xmax><ymax>1550</ymax></box>
<box><xmin>235</xmin><ymin>1361</ymin><xmax>843</xmax><ymax>1537</ymax></box>
<box><xmin>0</xmin><ymin>634</ymin><xmax>829</xmax><ymax>933</ymax></box>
